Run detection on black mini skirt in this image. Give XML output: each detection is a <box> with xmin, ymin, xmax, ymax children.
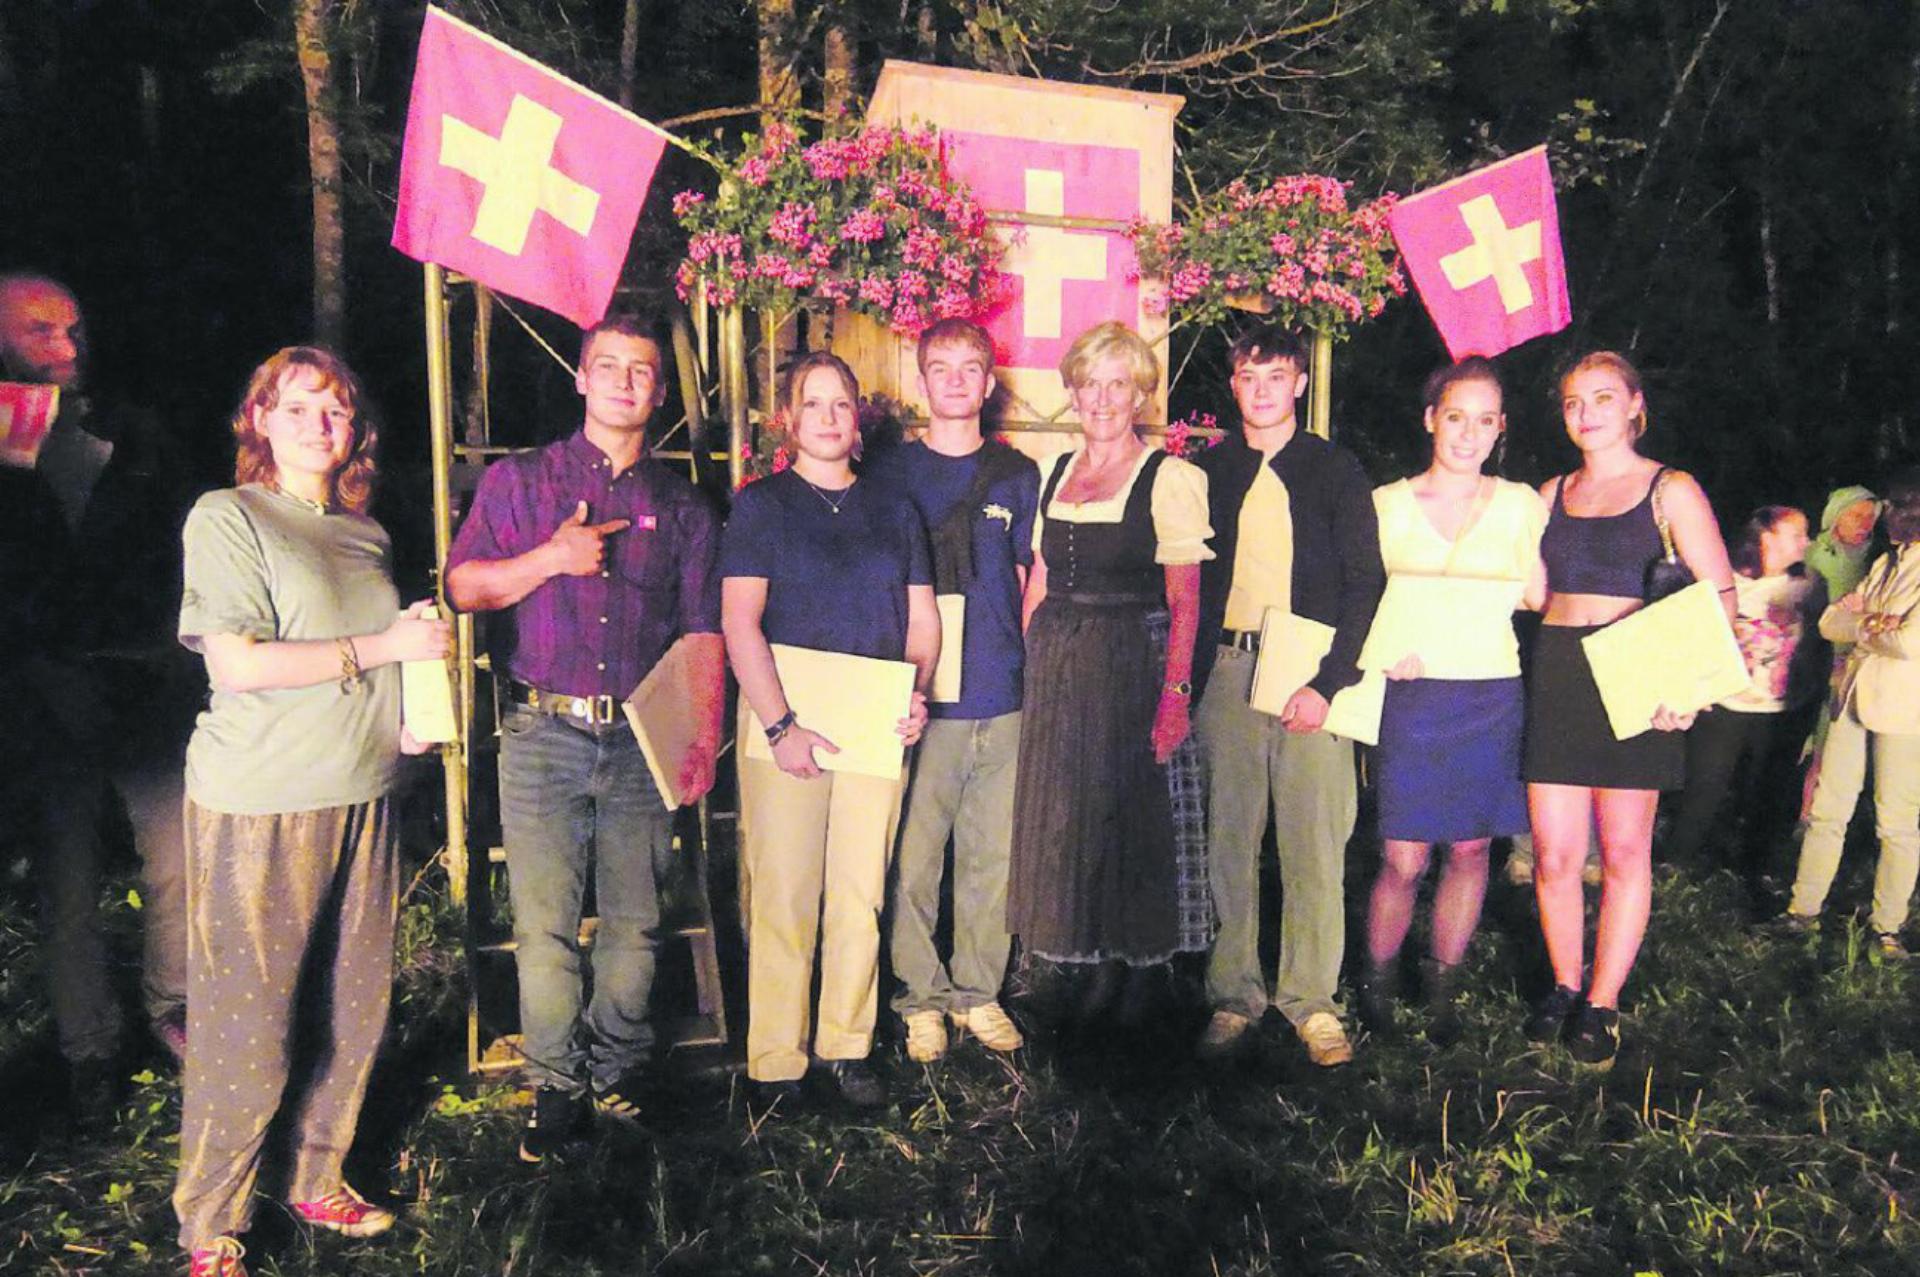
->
<box><xmin>1523</xmin><ymin>623</ymin><xmax>1685</xmax><ymax>792</ymax></box>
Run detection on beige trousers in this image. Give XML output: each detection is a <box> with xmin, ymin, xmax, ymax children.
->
<box><xmin>1790</xmin><ymin>708</ymin><xmax>1920</xmax><ymax>933</ymax></box>
<box><xmin>738</xmin><ymin>751</ymin><xmax>904</xmax><ymax>1082</ymax></box>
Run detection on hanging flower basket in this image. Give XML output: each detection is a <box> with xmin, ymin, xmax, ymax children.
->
<box><xmin>673</xmin><ymin>121</ymin><xmax>1010</xmax><ymax>335</ymax></box>
<box><xmin>1131</xmin><ymin>174</ymin><xmax>1406</xmax><ymax>340</ymax></box>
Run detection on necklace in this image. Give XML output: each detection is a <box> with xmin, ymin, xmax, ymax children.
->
<box><xmin>799</xmin><ymin>475</ymin><xmax>854</xmax><ymax>515</ymax></box>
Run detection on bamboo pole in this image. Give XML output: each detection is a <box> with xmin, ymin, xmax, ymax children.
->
<box><xmin>669</xmin><ymin>306</ymin><xmax>708</xmax><ymax>485</ymax></box>
<box><xmin>722</xmin><ymin>304</ymin><xmax>748</xmax><ymax>491</ymax></box>
<box><xmin>423</xmin><ymin>263</ymin><xmax>470</xmax><ymax>910</ymax></box>
<box><xmin>1309</xmin><ymin>328</ymin><xmax>1333</xmax><ymax>440</ymax></box>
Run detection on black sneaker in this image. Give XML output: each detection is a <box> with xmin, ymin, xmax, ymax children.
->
<box><xmin>1355</xmin><ymin>963</ymin><xmax>1399</xmax><ymax>1036</ymax></box>
<box><xmin>748</xmin><ymin>1078</ymin><xmax>805</xmax><ymax>1111</ymax></box>
<box><xmin>1523</xmin><ymin>984</ymin><xmax>1581</xmax><ymax>1044</ymax></box>
<box><xmin>1566</xmin><ymin>1003</ymin><xmax>1621</xmax><ymax>1070</ymax></box>
<box><xmin>816</xmin><ymin>1058</ymin><xmax>887</xmax><ymax>1109</ymax></box>
<box><xmin>518</xmin><ymin>1087</ymin><xmax>590</xmax><ymax>1163</ymax></box>
<box><xmin>591</xmin><ymin>1069</ymin><xmax>648</xmax><ymax>1124</ymax></box>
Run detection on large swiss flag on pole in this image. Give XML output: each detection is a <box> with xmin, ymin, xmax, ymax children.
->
<box><xmin>1388</xmin><ymin>146</ymin><xmax>1571</xmax><ymax>360</ymax></box>
<box><xmin>391</xmin><ymin>6</ymin><xmax>668</xmax><ymax>327</ymax></box>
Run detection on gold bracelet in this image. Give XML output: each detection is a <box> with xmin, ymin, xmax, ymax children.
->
<box><xmin>337</xmin><ymin>636</ymin><xmax>362</xmax><ymax>694</ymax></box>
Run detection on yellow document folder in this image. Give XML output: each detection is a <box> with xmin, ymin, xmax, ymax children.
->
<box><xmin>622</xmin><ymin>636</ymin><xmax>701</xmax><ymax>810</ymax></box>
<box><xmin>931</xmin><ymin>594</ymin><xmax>966</xmax><ymax>704</ymax></box>
<box><xmin>400</xmin><ymin>606</ymin><xmax>459</xmax><ymax>745</ymax></box>
<box><xmin>1581</xmin><ymin>580</ymin><xmax>1750</xmax><ymax>740</ymax></box>
<box><xmin>1249</xmin><ymin>609</ymin><xmax>1386</xmax><ymax>746</ymax></box>
<box><xmin>742</xmin><ymin>644</ymin><xmax>917</xmax><ymax>779</ymax></box>
<box><xmin>1359</xmin><ymin>573</ymin><xmax>1526</xmax><ymax>678</ymax></box>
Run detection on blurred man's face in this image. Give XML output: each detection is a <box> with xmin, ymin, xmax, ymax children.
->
<box><xmin>0</xmin><ymin>280</ymin><xmax>86</xmax><ymax>390</ymax></box>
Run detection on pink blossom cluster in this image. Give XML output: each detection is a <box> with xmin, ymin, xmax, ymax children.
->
<box><xmin>672</xmin><ymin>120</ymin><xmax>1008</xmax><ymax>334</ymax></box>
<box><xmin>1162</xmin><ymin>410</ymin><xmax>1222</xmax><ymax>459</ymax></box>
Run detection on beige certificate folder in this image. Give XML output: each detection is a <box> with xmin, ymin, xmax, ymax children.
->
<box><xmin>931</xmin><ymin>594</ymin><xmax>966</xmax><ymax>703</ymax></box>
<box><xmin>1359</xmin><ymin>574</ymin><xmax>1527</xmax><ymax>678</ymax></box>
<box><xmin>1249</xmin><ymin>608</ymin><xmax>1386</xmax><ymax>745</ymax></box>
<box><xmin>621</xmin><ymin>637</ymin><xmax>703</xmax><ymax>809</ymax></box>
<box><xmin>742</xmin><ymin>644</ymin><xmax>917</xmax><ymax>779</ymax></box>
<box><xmin>1581</xmin><ymin>580</ymin><xmax>1749</xmax><ymax>740</ymax></box>
<box><xmin>400</xmin><ymin>606</ymin><xmax>459</xmax><ymax>745</ymax></box>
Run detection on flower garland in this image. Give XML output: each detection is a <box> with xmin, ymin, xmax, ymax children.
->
<box><xmin>674</xmin><ymin>121</ymin><xmax>1010</xmax><ymax>335</ymax></box>
<box><xmin>1131</xmin><ymin>175</ymin><xmax>1406</xmax><ymax>339</ymax></box>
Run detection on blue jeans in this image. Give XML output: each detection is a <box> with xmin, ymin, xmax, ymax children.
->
<box><xmin>499</xmin><ymin>705</ymin><xmax>673</xmax><ymax>1093</ymax></box>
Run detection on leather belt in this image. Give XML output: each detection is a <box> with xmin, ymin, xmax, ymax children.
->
<box><xmin>505</xmin><ymin>679</ymin><xmax>620</xmax><ymax>727</ymax></box>
<box><xmin>1221</xmin><ymin>628</ymin><xmax>1262</xmax><ymax>653</ymax></box>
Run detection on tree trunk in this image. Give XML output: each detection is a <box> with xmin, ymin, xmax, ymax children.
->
<box><xmin>756</xmin><ymin>0</ymin><xmax>801</xmax><ymax>131</ymax></box>
<box><xmin>295</xmin><ymin>0</ymin><xmax>347</xmax><ymax>347</ymax></box>
<box><xmin>619</xmin><ymin>0</ymin><xmax>642</xmax><ymax>110</ymax></box>
<box><xmin>823</xmin><ymin>8</ymin><xmax>855</xmax><ymax>123</ymax></box>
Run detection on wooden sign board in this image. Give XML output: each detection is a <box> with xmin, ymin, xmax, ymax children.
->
<box><xmin>842</xmin><ymin>61</ymin><xmax>1183</xmax><ymax>463</ymax></box>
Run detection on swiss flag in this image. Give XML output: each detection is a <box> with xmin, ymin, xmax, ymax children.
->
<box><xmin>391</xmin><ymin>6</ymin><xmax>667</xmax><ymax>327</ymax></box>
<box><xmin>1388</xmin><ymin>147</ymin><xmax>1570</xmax><ymax>360</ymax></box>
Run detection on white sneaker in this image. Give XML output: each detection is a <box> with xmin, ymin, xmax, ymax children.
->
<box><xmin>903</xmin><ymin>1009</ymin><xmax>948</xmax><ymax>1063</ymax></box>
<box><xmin>949</xmin><ymin>1001</ymin><xmax>1024</xmax><ymax>1052</ymax></box>
<box><xmin>1195</xmin><ymin>1008</ymin><xmax>1254</xmax><ymax>1060</ymax></box>
<box><xmin>1297</xmin><ymin>1011</ymin><xmax>1354</xmax><ymax>1067</ymax></box>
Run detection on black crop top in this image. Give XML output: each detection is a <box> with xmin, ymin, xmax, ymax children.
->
<box><xmin>1538</xmin><ymin>470</ymin><xmax>1665</xmax><ymax>598</ymax></box>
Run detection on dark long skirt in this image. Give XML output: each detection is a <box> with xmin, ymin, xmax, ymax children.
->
<box><xmin>1006</xmin><ymin>599</ymin><xmax>1208</xmax><ymax>965</ymax></box>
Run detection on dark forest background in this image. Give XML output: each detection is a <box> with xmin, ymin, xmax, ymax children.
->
<box><xmin>5</xmin><ymin>0</ymin><xmax>1918</xmax><ymax>535</ymax></box>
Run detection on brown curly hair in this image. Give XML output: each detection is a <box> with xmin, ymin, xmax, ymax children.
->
<box><xmin>230</xmin><ymin>346</ymin><xmax>378</xmax><ymax>514</ymax></box>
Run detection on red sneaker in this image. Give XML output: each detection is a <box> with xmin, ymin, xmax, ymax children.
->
<box><xmin>187</xmin><ymin>1236</ymin><xmax>246</xmax><ymax>1277</ymax></box>
<box><xmin>290</xmin><ymin>1184</ymin><xmax>396</xmax><ymax>1237</ymax></box>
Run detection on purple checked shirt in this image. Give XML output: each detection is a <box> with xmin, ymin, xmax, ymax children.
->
<box><xmin>447</xmin><ymin>431</ymin><xmax>722</xmax><ymax>699</ymax></box>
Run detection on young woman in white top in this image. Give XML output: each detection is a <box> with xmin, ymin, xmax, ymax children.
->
<box><xmin>1356</xmin><ymin>358</ymin><xmax>1546</xmax><ymax>1040</ymax></box>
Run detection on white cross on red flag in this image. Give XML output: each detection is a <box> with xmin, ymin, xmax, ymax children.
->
<box><xmin>391</xmin><ymin>6</ymin><xmax>667</xmax><ymax>327</ymax></box>
<box><xmin>1388</xmin><ymin>146</ymin><xmax>1571</xmax><ymax>360</ymax></box>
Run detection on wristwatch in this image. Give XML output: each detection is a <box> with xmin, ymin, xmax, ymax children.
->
<box><xmin>1163</xmin><ymin>680</ymin><xmax>1192</xmax><ymax>697</ymax></box>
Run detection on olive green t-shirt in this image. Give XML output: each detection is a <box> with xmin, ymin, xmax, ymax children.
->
<box><xmin>180</xmin><ymin>484</ymin><xmax>401</xmax><ymax>814</ymax></box>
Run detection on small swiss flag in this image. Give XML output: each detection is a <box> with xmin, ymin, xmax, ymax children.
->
<box><xmin>391</xmin><ymin>6</ymin><xmax>668</xmax><ymax>327</ymax></box>
<box><xmin>1388</xmin><ymin>146</ymin><xmax>1571</xmax><ymax>360</ymax></box>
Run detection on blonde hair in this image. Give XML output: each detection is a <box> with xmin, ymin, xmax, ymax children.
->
<box><xmin>231</xmin><ymin>346</ymin><xmax>378</xmax><ymax>514</ymax></box>
<box><xmin>1559</xmin><ymin>350</ymin><xmax>1649</xmax><ymax>439</ymax></box>
<box><xmin>1059</xmin><ymin>321</ymin><xmax>1160</xmax><ymax>401</ymax></box>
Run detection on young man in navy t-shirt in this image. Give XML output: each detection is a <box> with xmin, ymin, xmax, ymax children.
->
<box><xmin>867</xmin><ymin>319</ymin><xmax>1040</xmax><ymax>1062</ymax></box>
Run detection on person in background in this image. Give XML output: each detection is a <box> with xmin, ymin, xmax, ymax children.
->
<box><xmin>1356</xmin><ymin>358</ymin><xmax>1545</xmax><ymax>1043</ymax></box>
<box><xmin>1797</xmin><ymin>486</ymin><xmax>1882</xmax><ymax>822</ymax></box>
<box><xmin>1663</xmin><ymin>505</ymin><xmax>1827</xmax><ymax>889</ymax></box>
<box><xmin>447</xmin><ymin>314</ymin><xmax>725</xmax><ymax>1160</ymax></box>
<box><xmin>1776</xmin><ymin>470</ymin><xmax>1920</xmax><ymax>957</ymax></box>
<box><xmin>0</xmin><ymin>271</ymin><xmax>203</xmax><ymax>1120</ymax></box>
<box><xmin>1189</xmin><ymin>324</ymin><xmax>1382</xmax><ymax>1067</ymax></box>
<box><xmin>868</xmin><ymin>319</ymin><xmax>1038</xmax><ymax>1064</ymax></box>
<box><xmin>722</xmin><ymin>350</ymin><xmax>936</xmax><ymax>1110</ymax></box>
<box><xmin>172</xmin><ymin>347</ymin><xmax>450</xmax><ymax>1277</ymax></box>
<box><xmin>1006</xmin><ymin>321</ymin><xmax>1213</xmax><ymax>1031</ymax></box>
<box><xmin>1522</xmin><ymin>350</ymin><xmax>1735</xmax><ymax>1071</ymax></box>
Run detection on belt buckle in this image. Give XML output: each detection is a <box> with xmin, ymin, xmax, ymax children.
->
<box><xmin>570</xmin><ymin>694</ymin><xmax>616</xmax><ymax>725</ymax></box>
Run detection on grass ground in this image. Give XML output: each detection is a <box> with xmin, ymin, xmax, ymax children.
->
<box><xmin>4</xmin><ymin>814</ymin><xmax>1918</xmax><ymax>1276</ymax></box>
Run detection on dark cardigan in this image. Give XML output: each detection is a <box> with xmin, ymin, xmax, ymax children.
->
<box><xmin>1190</xmin><ymin>428</ymin><xmax>1384</xmax><ymax>705</ymax></box>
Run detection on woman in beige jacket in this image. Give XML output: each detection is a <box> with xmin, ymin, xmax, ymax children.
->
<box><xmin>1780</xmin><ymin>468</ymin><xmax>1920</xmax><ymax>955</ymax></box>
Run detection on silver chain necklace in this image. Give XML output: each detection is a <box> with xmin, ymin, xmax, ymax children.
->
<box><xmin>799</xmin><ymin>474</ymin><xmax>854</xmax><ymax>515</ymax></box>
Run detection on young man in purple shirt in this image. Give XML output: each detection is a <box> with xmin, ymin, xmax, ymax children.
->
<box><xmin>447</xmin><ymin>313</ymin><xmax>725</xmax><ymax>1160</ymax></box>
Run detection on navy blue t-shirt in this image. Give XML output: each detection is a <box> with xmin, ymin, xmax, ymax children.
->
<box><xmin>719</xmin><ymin>468</ymin><xmax>932</xmax><ymax>661</ymax></box>
<box><xmin>866</xmin><ymin>440</ymin><xmax>1038</xmax><ymax>719</ymax></box>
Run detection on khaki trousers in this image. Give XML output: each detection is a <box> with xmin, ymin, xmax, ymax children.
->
<box><xmin>1790</xmin><ymin>708</ymin><xmax>1920</xmax><ymax>933</ymax></box>
<box><xmin>738</xmin><ymin>753</ymin><xmax>904</xmax><ymax>1082</ymax></box>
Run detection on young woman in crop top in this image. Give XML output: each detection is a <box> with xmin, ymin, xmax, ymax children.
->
<box><xmin>1522</xmin><ymin>350</ymin><xmax>1734</xmax><ymax>1070</ymax></box>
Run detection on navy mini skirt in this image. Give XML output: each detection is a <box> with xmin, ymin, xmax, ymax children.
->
<box><xmin>1376</xmin><ymin>676</ymin><xmax>1529</xmax><ymax>843</ymax></box>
